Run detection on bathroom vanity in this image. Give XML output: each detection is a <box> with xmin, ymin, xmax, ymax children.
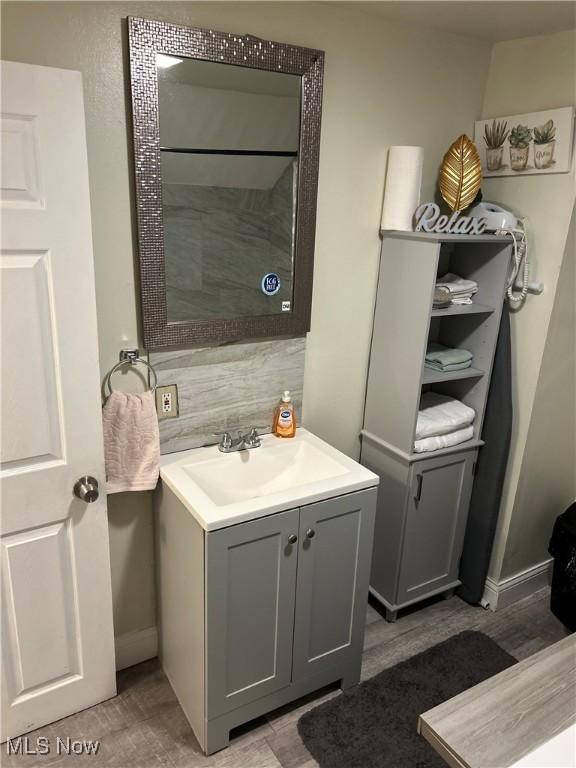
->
<box><xmin>155</xmin><ymin>429</ymin><xmax>378</xmax><ymax>754</ymax></box>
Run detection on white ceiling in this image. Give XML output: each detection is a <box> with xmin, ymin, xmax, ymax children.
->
<box><xmin>339</xmin><ymin>1</ymin><xmax>576</xmax><ymax>42</ymax></box>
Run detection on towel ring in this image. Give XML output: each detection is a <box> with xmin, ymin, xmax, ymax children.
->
<box><xmin>105</xmin><ymin>349</ymin><xmax>158</xmax><ymax>395</ymax></box>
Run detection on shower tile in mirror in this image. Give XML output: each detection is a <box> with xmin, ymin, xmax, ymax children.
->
<box><xmin>162</xmin><ymin>160</ymin><xmax>296</xmax><ymax>322</ymax></box>
<box><xmin>159</xmin><ymin>58</ymin><xmax>299</xmax><ymax>324</ymax></box>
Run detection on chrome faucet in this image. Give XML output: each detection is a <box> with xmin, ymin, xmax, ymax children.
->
<box><xmin>243</xmin><ymin>427</ymin><xmax>262</xmax><ymax>449</ymax></box>
<box><xmin>217</xmin><ymin>427</ymin><xmax>263</xmax><ymax>453</ymax></box>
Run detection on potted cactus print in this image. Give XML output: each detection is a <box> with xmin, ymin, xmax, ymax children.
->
<box><xmin>476</xmin><ymin>108</ymin><xmax>574</xmax><ymax>177</ymax></box>
<box><xmin>483</xmin><ymin>119</ymin><xmax>508</xmax><ymax>170</ymax></box>
<box><xmin>533</xmin><ymin>119</ymin><xmax>556</xmax><ymax>169</ymax></box>
<box><xmin>509</xmin><ymin>124</ymin><xmax>532</xmax><ymax>171</ymax></box>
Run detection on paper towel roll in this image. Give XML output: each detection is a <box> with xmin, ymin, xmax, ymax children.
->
<box><xmin>380</xmin><ymin>146</ymin><xmax>424</xmax><ymax>232</ymax></box>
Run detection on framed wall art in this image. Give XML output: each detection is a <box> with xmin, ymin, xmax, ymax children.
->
<box><xmin>475</xmin><ymin>106</ymin><xmax>575</xmax><ymax>177</ymax></box>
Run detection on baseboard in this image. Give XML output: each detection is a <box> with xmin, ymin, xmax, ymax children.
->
<box><xmin>115</xmin><ymin>626</ymin><xmax>158</xmax><ymax>671</ymax></box>
<box><xmin>482</xmin><ymin>559</ymin><xmax>553</xmax><ymax>612</ymax></box>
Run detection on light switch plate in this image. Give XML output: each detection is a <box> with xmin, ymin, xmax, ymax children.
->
<box><xmin>155</xmin><ymin>384</ymin><xmax>179</xmax><ymax>420</ymax></box>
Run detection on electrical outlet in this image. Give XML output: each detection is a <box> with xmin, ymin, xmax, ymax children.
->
<box><xmin>155</xmin><ymin>384</ymin><xmax>179</xmax><ymax>421</ymax></box>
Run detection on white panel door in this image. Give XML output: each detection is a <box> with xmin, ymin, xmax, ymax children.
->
<box><xmin>0</xmin><ymin>61</ymin><xmax>116</xmax><ymax>740</ymax></box>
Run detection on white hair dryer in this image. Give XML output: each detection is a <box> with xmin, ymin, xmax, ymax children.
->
<box><xmin>468</xmin><ymin>202</ymin><xmax>542</xmax><ymax>303</ymax></box>
<box><xmin>468</xmin><ymin>202</ymin><xmax>518</xmax><ymax>231</ymax></box>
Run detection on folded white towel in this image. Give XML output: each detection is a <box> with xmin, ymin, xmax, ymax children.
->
<box><xmin>416</xmin><ymin>392</ymin><xmax>475</xmax><ymax>440</ymax></box>
<box><xmin>436</xmin><ymin>272</ymin><xmax>478</xmax><ymax>296</ymax></box>
<box><xmin>414</xmin><ymin>425</ymin><xmax>474</xmax><ymax>453</ymax></box>
<box><xmin>102</xmin><ymin>390</ymin><xmax>160</xmax><ymax>494</ymax></box>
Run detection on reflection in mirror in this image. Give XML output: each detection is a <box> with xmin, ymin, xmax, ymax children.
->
<box><xmin>157</xmin><ymin>56</ymin><xmax>301</xmax><ymax>322</ymax></box>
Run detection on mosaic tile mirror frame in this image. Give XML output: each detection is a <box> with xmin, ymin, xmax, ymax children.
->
<box><xmin>128</xmin><ymin>16</ymin><xmax>325</xmax><ymax>348</ymax></box>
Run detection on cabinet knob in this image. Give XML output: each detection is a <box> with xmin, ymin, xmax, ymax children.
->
<box><xmin>288</xmin><ymin>534</ymin><xmax>298</xmax><ymax>545</ymax></box>
<box><xmin>306</xmin><ymin>528</ymin><xmax>315</xmax><ymax>539</ymax></box>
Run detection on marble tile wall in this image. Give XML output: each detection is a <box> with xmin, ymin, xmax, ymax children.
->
<box><xmin>150</xmin><ymin>337</ymin><xmax>305</xmax><ymax>454</ymax></box>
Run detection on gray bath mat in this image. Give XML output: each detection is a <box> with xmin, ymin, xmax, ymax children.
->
<box><xmin>298</xmin><ymin>630</ymin><xmax>515</xmax><ymax>768</ymax></box>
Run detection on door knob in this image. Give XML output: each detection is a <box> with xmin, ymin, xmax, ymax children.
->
<box><xmin>306</xmin><ymin>528</ymin><xmax>315</xmax><ymax>539</ymax></box>
<box><xmin>288</xmin><ymin>534</ymin><xmax>298</xmax><ymax>545</ymax></box>
<box><xmin>73</xmin><ymin>476</ymin><xmax>99</xmax><ymax>503</ymax></box>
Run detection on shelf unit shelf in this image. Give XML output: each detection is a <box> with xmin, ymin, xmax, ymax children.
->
<box><xmin>409</xmin><ymin>439</ymin><xmax>484</xmax><ymax>461</ymax></box>
<box><xmin>381</xmin><ymin>230</ymin><xmax>511</xmax><ymax>244</ymax></box>
<box><xmin>422</xmin><ymin>366</ymin><xmax>484</xmax><ymax>385</ymax></box>
<box><xmin>361</xmin><ymin>429</ymin><xmax>485</xmax><ymax>462</ymax></box>
<box><xmin>360</xmin><ymin>231</ymin><xmax>513</xmax><ymax>621</ymax></box>
<box><xmin>431</xmin><ymin>303</ymin><xmax>495</xmax><ymax>318</ymax></box>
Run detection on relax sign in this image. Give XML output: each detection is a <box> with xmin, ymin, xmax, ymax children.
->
<box><xmin>414</xmin><ymin>203</ymin><xmax>487</xmax><ymax>235</ymax></box>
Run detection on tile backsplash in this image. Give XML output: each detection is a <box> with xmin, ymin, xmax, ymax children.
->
<box><xmin>150</xmin><ymin>337</ymin><xmax>305</xmax><ymax>454</ymax></box>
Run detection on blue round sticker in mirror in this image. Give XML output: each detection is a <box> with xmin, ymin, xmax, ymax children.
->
<box><xmin>261</xmin><ymin>273</ymin><xmax>281</xmax><ymax>296</ymax></box>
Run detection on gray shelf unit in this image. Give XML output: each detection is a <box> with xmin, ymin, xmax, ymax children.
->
<box><xmin>360</xmin><ymin>231</ymin><xmax>512</xmax><ymax>621</ymax></box>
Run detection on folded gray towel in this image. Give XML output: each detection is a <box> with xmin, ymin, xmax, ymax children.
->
<box><xmin>425</xmin><ymin>359</ymin><xmax>473</xmax><ymax>372</ymax></box>
<box><xmin>436</xmin><ymin>273</ymin><xmax>478</xmax><ymax>295</ymax></box>
<box><xmin>426</xmin><ymin>342</ymin><xmax>473</xmax><ymax>368</ymax></box>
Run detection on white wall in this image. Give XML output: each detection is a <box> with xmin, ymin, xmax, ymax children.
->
<box><xmin>1</xmin><ymin>1</ymin><xmax>493</xmax><ymax>637</ymax></box>
<box><xmin>502</xmin><ymin>210</ymin><xmax>575</xmax><ymax>578</ymax></box>
<box><xmin>480</xmin><ymin>29</ymin><xmax>576</xmax><ymax>583</ymax></box>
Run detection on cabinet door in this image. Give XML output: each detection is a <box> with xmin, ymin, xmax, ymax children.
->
<box><xmin>292</xmin><ymin>489</ymin><xmax>376</xmax><ymax>681</ymax></box>
<box><xmin>205</xmin><ymin>508</ymin><xmax>299</xmax><ymax>718</ymax></box>
<box><xmin>397</xmin><ymin>451</ymin><xmax>475</xmax><ymax>604</ymax></box>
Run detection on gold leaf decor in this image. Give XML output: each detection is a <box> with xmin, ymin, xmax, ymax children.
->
<box><xmin>438</xmin><ymin>135</ymin><xmax>483</xmax><ymax>213</ymax></box>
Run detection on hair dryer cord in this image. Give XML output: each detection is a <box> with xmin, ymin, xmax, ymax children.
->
<box><xmin>497</xmin><ymin>226</ymin><xmax>529</xmax><ymax>305</ymax></box>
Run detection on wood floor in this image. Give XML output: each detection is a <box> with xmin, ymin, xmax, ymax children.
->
<box><xmin>3</xmin><ymin>588</ymin><xmax>568</xmax><ymax>768</ymax></box>
<box><xmin>419</xmin><ymin>633</ymin><xmax>576</xmax><ymax>767</ymax></box>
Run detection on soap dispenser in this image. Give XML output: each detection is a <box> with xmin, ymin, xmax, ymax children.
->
<box><xmin>273</xmin><ymin>390</ymin><xmax>296</xmax><ymax>438</ymax></box>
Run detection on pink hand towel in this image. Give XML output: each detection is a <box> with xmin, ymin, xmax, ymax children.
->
<box><xmin>102</xmin><ymin>390</ymin><xmax>160</xmax><ymax>493</ymax></box>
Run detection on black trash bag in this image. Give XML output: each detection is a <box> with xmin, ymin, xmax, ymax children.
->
<box><xmin>548</xmin><ymin>502</ymin><xmax>576</xmax><ymax>632</ymax></box>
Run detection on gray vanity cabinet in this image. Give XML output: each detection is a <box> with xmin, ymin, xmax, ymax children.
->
<box><xmin>397</xmin><ymin>452</ymin><xmax>475</xmax><ymax>605</ymax></box>
<box><xmin>156</xmin><ymin>484</ymin><xmax>377</xmax><ymax>755</ymax></box>
<box><xmin>205</xmin><ymin>508</ymin><xmax>299</xmax><ymax>718</ymax></box>
<box><xmin>292</xmin><ymin>492</ymin><xmax>373</xmax><ymax>682</ymax></box>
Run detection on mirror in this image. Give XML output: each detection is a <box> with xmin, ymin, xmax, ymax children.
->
<box><xmin>128</xmin><ymin>17</ymin><xmax>324</xmax><ymax>348</ymax></box>
<box><xmin>158</xmin><ymin>58</ymin><xmax>300</xmax><ymax>322</ymax></box>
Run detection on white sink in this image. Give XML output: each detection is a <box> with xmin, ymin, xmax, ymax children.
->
<box><xmin>160</xmin><ymin>428</ymin><xmax>379</xmax><ymax>530</ymax></box>
<box><xmin>183</xmin><ymin>439</ymin><xmax>349</xmax><ymax>505</ymax></box>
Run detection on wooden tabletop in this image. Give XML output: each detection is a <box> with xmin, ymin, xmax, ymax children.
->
<box><xmin>418</xmin><ymin>633</ymin><xmax>576</xmax><ymax>768</ymax></box>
